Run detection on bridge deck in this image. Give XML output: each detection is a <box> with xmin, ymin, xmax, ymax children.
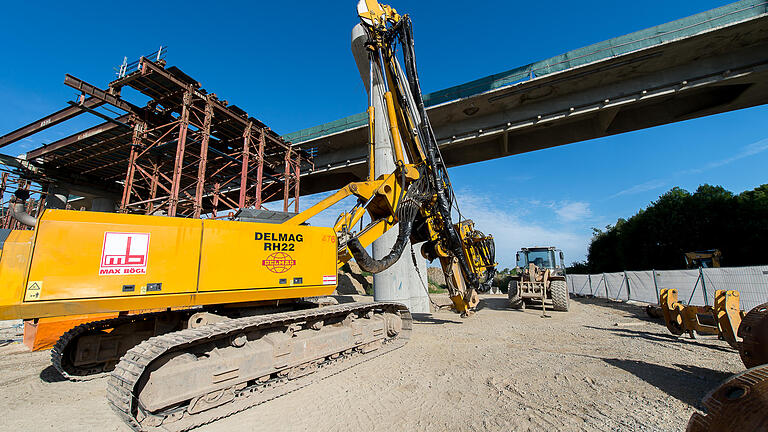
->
<box><xmin>283</xmin><ymin>0</ymin><xmax>768</xmax><ymax>144</ymax></box>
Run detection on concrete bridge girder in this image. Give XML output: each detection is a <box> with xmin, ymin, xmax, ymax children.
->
<box><xmin>296</xmin><ymin>14</ymin><xmax>768</xmax><ymax>196</ymax></box>
<box><xmin>438</xmin><ymin>46</ymin><xmax>767</xmax><ymax>164</ymax></box>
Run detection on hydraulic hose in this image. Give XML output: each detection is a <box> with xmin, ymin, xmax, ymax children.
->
<box><xmin>347</xmin><ymin>169</ymin><xmax>430</xmax><ymax>274</ymax></box>
<box><xmin>347</xmin><ymin>217</ymin><xmax>415</xmax><ymax>274</ymax></box>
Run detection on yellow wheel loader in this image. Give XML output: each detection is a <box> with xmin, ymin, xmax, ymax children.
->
<box><xmin>508</xmin><ymin>246</ymin><xmax>568</xmax><ymax>312</ymax></box>
<box><xmin>0</xmin><ymin>2</ymin><xmax>496</xmax><ymax>430</ymax></box>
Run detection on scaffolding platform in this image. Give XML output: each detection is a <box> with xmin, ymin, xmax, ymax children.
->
<box><xmin>0</xmin><ymin>57</ymin><xmax>311</xmax><ymax>218</ymax></box>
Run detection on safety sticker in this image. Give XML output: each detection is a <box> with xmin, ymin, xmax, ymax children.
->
<box><xmin>24</xmin><ymin>281</ymin><xmax>43</xmax><ymax>301</ymax></box>
<box><xmin>323</xmin><ymin>275</ymin><xmax>337</xmax><ymax>285</ymax></box>
<box><xmin>99</xmin><ymin>232</ymin><xmax>150</xmax><ymax>276</ymax></box>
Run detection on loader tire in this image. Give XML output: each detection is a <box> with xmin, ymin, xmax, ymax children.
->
<box><xmin>551</xmin><ymin>280</ymin><xmax>569</xmax><ymax>312</ymax></box>
<box><xmin>508</xmin><ymin>280</ymin><xmax>523</xmax><ymax>309</ymax></box>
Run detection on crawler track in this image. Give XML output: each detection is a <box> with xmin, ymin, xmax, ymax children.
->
<box><xmin>51</xmin><ymin>313</ymin><xmax>164</xmax><ymax>381</ymax></box>
<box><xmin>107</xmin><ymin>302</ymin><xmax>411</xmax><ymax>432</ymax></box>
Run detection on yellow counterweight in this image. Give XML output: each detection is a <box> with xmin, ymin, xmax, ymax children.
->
<box><xmin>0</xmin><ymin>209</ymin><xmax>337</xmax><ymax>320</ymax></box>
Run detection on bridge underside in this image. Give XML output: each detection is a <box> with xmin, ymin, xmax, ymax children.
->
<box><xmin>297</xmin><ymin>12</ymin><xmax>768</xmax><ymax>195</ymax></box>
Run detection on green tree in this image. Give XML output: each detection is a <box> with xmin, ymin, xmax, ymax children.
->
<box><xmin>586</xmin><ymin>184</ymin><xmax>768</xmax><ymax>272</ymax></box>
<box><xmin>566</xmin><ymin>261</ymin><xmax>590</xmax><ymax>274</ymax></box>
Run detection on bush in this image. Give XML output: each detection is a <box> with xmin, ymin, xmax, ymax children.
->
<box><xmin>567</xmin><ymin>261</ymin><xmax>589</xmax><ymax>274</ymax></box>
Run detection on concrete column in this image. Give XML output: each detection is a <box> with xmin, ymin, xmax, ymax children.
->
<box><xmin>352</xmin><ymin>24</ymin><xmax>429</xmax><ymax>313</ymax></box>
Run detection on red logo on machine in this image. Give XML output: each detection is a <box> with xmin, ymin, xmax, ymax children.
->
<box><xmin>99</xmin><ymin>232</ymin><xmax>150</xmax><ymax>276</ymax></box>
<box><xmin>262</xmin><ymin>252</ymin><xmax>296</xmax><ymax>273</ymax></box>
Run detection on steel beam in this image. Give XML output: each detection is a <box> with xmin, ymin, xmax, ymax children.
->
<box><xmin>0</xmin><ymin>173</ymin><xmax>7</xmax><ymax>205</ymax></box>
<box><xmin>168</xmin><ymin>89</ymin><xmax>192</xmax><ymax>217</ymax></box>
<box><xmin>293</xmin><ymin>154</ymin><xmax>300</xmax><ymax>213</ymax></box>
<box><xmin>25</xmin><ymin>115</ymin><xmax>131</xmax><ymax>160</ymax></box>
<box><xmin>254</xmin><ymin>128</ymin><xmax>265</xmax><ymax>209</ymax></box>
<box><xmin>0</xmin><ymin>97</ymin><xmax>105</xmax><ymax>148</ymax></box>
<box><xmin>120</xmin><ymin>121</ymin><xmax>144</xmax><ymax>212</ymax></box>
<box><xmin>63</xmin><ymin>75</ymin><xmax>144</xmax><ymax>117</ymax></box>
<box><xmin>193</xmin><ymin>100</ymin><xmax>214</xmax><ymax>218</ymax></box>
<box><xmin>147</xmin><ymin>161</ymin><xmax>160</xmax><ymax>215</ymax></box>
<box><xmin>0</xmin><ymin>153</ymin><xmax>25</xmax><ymax>169</ymax></box>
<box><xmin>13</xmin><ymin>57</ymin><xmax>306</xmax><ymax>216</ymax></box>
<box><xmin>238</xmin><ymin>122</ymin><xmax>252</xmax><ymax>209</ymax></box>
<box><xmin>283</xmin><ymin>146</ymin><xmax>292</xmax><ymax>212</ymax></box>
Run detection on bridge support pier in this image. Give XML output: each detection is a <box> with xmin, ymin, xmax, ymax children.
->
<box><xmin>352</xmin><ymin>24</ymin><xmax>429</xmax><ymax>314</ymax></box>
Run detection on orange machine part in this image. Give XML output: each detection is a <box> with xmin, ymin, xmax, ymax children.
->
<box><xmin>23</xmin><ymin>313</ymin><xmax>118</xmax><ymax>351</ymax></box>
<box><xmin>687</xmin><ymin>364</ymin><xmax>768</xmax><ymax>432</ymax></box>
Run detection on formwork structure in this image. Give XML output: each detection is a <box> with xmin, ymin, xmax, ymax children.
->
<box><xmin>0</xmin><ymin>56</ymin><xmax>310</xmax><ymax>218</ymax></box>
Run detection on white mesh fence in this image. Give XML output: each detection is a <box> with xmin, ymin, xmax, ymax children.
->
<box><xmin>701</xmin><ymin>266</ymin><xmax>768</xmax><ymax>310</ymax></box>
<box><xmin>626</xmin><ymin>271</ymin><xmax>658</xmax><ymax>304</ymax></box>
<box><xmin>567</xmin><ymin>265</ymin><xmax>768</xmax><ymax>310</ymax></box>
<box><xmin>655</xmin><ymin>270</ymin><xmax>704</xmax><ymax>306</ymax></box>
<box><xmin>569</xmin><ymin>274</ymin><xmax>591</xmax><ymax>296</ymax></box>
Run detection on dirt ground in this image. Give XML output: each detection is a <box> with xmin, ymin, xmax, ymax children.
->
<box><xmin>0</xmin><ymin>294</ymin><xmax>743</xmax><ymax>432</ymax></box>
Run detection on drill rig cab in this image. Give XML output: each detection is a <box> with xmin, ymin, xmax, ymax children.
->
<box><xmin>508</xmin><ymin>246</ymin><xmax>569</xmax><ymax>312</ymax></box>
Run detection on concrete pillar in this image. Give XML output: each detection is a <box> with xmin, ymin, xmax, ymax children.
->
<box><xmin>352</xmin><ymin>24</ymin><xmax>429</xmax><ymax>313</ymax></box>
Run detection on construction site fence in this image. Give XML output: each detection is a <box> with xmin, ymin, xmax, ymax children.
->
<box><xmin>566</xmin><ymin>266</ymin><xmax>768</xmax><ymax>310</ymax></box>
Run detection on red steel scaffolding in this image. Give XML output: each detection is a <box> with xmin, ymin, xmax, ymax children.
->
<box><xmin>0</xmin><ymin>56</ymin><xmax>311</xmax><ymax>218</ymax></box>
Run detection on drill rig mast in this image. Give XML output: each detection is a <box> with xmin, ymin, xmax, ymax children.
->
<box><xmin>350</xmin><ymin>0</ymin><xmax>497</xmax><ymax>311</ymax></box>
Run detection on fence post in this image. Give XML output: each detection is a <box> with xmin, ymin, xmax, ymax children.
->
<box><xmin>624</xmin><ymin>270</ymin><xmax>631</xmax><ymax>300</ymax></box>
<box><xmin>700</xmin><ymin>267</ymin><xmax>709</xmax><ymax>306</ymax></box>
<box><xmin>588</xmin><ymin>274</ymin><xmax>593</xmax><ymax>296</ymax></box>
<box><xmin>688</xmin><ymin>271</ymin><xmax>701</xmax><ymax>306</ymax></box>
<box><xmin>652</xmin><ymin>269</ymin><xmax>660</xmax><ymax>304</ymax></box>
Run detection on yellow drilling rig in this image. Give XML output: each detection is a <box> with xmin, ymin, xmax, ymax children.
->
<box><xmin>0</xmin><ymin>1</ymin><xmax>496</xmax><ymax>430</ymax></box>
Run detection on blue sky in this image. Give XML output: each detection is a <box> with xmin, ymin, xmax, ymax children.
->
<box><xmin>1</xmin><ymin>0</ymin><xmax>766</xmax><ymax>267</ymax></box>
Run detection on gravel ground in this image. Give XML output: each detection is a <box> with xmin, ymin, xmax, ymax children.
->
<box><xmin>0</xmin><ymin>294</ymin><xmax>743</xmax><ymax>432</ymax></box>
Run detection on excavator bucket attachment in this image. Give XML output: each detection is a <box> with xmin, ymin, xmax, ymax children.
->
<box><xmin>680</xmin><ymin>305</ymin><xmax>719</xmax><ymax>338</ymax></box>
<box><xmin>660</xmin><ymin>289</ymin><xmax>685</xmax><ymax>335</ymax></box>
<box><xmin>714</xmin><ymin>289</ymin><xmax>743</xmax><ymax>349</ymax></box>
<box><xmin>659</xmin><ymin>289</ymin><xmax>757</xmax><ymax>367</ymax></box>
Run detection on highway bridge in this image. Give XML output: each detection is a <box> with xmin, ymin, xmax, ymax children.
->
<box><xmin>288</xmin><ymin>0</ymin><xmax>768</xmax><ymax>195</ymax></box>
